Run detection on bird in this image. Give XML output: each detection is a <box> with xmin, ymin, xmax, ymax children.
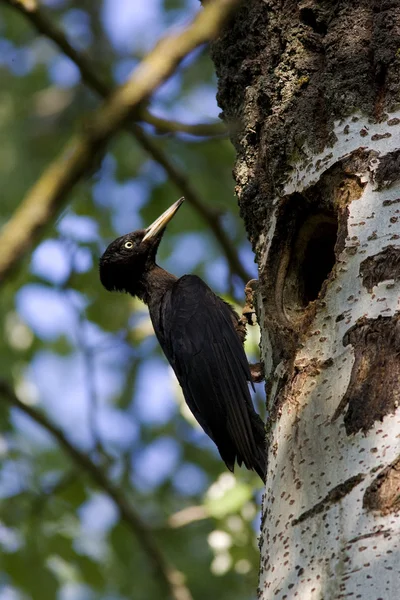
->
<box><xmin>99</xmin><ymin>198</ymin><xmax>266</xmax><ymax>482</ymax></box>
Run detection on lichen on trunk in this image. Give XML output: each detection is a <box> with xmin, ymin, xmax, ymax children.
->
<box><xmin>212</xmin><ymin>1</ymin><xmax>400</xmax><ymax>598</ymax></box>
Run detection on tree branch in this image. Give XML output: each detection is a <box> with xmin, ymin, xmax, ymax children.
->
<box><xmin>0</xmin><ymin>379</ymin><xmax>193</xmax><ymax>600</ymax></box>
<box><xmin>0</xmin><ymin>0</ymin><xmax>242</xmax><ymax>283</ymax></box>
<box><xmin>6</xmin><ymin>0</ymin><xmax>227</xmax><ymax>137</ymax></box>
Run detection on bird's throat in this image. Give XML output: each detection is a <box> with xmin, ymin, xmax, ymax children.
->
<box><xmin>137</xmin><ymin>265</ymin><xmax>177</xmax><ymax>307</ymax></box>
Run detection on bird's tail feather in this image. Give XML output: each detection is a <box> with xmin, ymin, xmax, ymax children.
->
<box><xmin>233</xmin><ymin>411</ymin><xmax>266</xmax><ymax>483</ymax></box>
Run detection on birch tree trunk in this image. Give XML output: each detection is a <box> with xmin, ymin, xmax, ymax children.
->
<box><xmin>212</xmin><ymin>1</ymin><xmax>400</xmax><ymax>598</ymax></box>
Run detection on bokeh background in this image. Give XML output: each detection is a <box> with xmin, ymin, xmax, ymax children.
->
<box><xmin>0</xmin><ymin>1</ymin><xmax>264</xmax><ymax>598</ymax></box>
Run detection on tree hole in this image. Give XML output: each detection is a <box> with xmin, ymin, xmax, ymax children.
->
<box><xmin>267</xmin><ymin>162</ymin><xmax>364</xmax><ymax>327</ymax></box>
<box><xmin>282</xmin><ymin>201</ymin><xmax>338</xmax><ymax>320</ymax></box>
<box><xmin>302</xmin><ymin>218</ymin><xmax>337</xmax><ymax>303</ymax></box>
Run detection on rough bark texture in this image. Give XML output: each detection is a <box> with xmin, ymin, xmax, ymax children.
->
<box><xmin>212</xmin><ymin>1</ymin><xmax>400</xmax><ymax>598</ymax></box>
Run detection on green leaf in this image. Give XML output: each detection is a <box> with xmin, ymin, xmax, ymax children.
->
<box><xmin>205</xmin><ymin>482</ymin><xmax>253</xmax><ymax>519</ymax></box>
<box><xmin>3</xmin><ymin>552</ymin><xmax>59</xmax><ymax>600</ymax></box>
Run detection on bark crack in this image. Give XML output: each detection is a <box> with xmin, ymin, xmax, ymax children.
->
<box><xmin>292</xmin><ymin>473</ymin><xmax>365</xmax><ymax>525</ymax></box>
<box><xmin>347</xmin><ymin>528</ymin><xmax>392</xmax><ymax>545</ymax></box>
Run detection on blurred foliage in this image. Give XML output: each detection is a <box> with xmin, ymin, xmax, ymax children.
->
<box><xmin>0</xmin><ymin>1</ymin><xmax>263</xmax><ymax>599</ymax></box>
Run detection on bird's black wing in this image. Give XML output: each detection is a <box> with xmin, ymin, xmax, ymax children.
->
<box><xmin>159</xmin><ymin>275</ymin><xmax>266</xmax><ymax>481</ymax></box>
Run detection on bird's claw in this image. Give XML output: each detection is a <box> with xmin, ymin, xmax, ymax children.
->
<box><xmin>250</xmin><ymin>362</ymin><xmax>265</xmax><ymax>383</ymax></box>
<box><xmin>240</xmin><ymin>279</ymin><xmax>259</xmax><ymax>326</ymax></box>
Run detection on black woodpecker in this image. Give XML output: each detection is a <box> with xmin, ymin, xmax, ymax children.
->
<box><xmin>99</xmin><ymin>198</ymin><xmax>266</xmax><ymax>482</ymax></box>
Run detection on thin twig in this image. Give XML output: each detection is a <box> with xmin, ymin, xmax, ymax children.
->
<box><xmin>3</xmin><ymin>0</ymin><xmax>249</xmax><ymax>282</ymax></box>
<box><xmin>5</xmin><ymin>0</ymin><xmax>227</xmax><ymax>137</ymax></box>
<box><xmin>168</xmin><ymin>505</ymin><xmax>209</xmax><ymax>528</ymax></box>
<box><xmin>0</xmin><ymin>0</ymin><xmax>243</xmax><ymax>284</ymax></box>
<box><xmin>0</xmin><ymin>379</ymin><xmax>193</xmax><ymax>600</ymax></box>
<box><xmin>141</xmin><ymin>109</ymin><xmax>227</xmax><ymax>136</ymax></box>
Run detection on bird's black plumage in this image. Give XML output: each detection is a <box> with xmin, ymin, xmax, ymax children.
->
<box><xmin>99</xmin><ymin>199</ymin><xmax>266</xmax><ymax>482</ymax></box>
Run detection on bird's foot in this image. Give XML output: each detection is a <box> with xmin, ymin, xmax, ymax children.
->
<box><xmin>240</xmin><ymin>279</ymin><xmax>259</xmax><ymax>327</ymax></box>
<box><xmin>249</xmin><ymin>361</ymin><xmax>264</xmax><ymax>383</ymax></box>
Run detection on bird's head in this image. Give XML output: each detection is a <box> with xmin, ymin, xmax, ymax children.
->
<box><xmin>99</xmin><ymin>198</ymin><xmax>184</xmax><ymax>295</ymax></box>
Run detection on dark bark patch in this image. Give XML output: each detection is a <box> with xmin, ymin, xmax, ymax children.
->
<box><xmin>373</xmin><ymin>150</ymin><xmax>400</xmax><ymax>190</ymax></box>
<box><xmin>333</xmin><ymin>316</ymin><xmax>400</xmax><ymax>435</ymax></box>
<box><xmin>382</xmin><ymin>197</ymin><xmax>400</xmax><ymax>207</ymax></box>
<box><xmin>292</xmin><ymin>473</ymin><xmax>365</xmax><ymax>525</ymax></box>
<box><xmin>360</xmin><ymin>245</ymin><xmax>400</xmax><ymax>292</ymax></box>
<box><xmin>363</xmin><ymin>456</ymin><xmax>400</xmax><ymax>515</ymax></box>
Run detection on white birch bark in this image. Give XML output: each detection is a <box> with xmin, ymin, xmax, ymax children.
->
<box><xmin>258</xmin><ymin>111</ymin><xmax>400</xmax><ymax>599</ymax></box>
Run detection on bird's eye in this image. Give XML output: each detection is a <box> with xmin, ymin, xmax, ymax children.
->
<box><xmin>124</xmin><ymin>241</ymin><xmax>133</xmax><ymax>249</ymax></box>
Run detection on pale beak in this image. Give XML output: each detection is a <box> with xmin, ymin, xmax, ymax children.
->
<box><xmin>142</xmin><ymin>198</ymin><xmax>184</xmax><ymax>242</ymax></box>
